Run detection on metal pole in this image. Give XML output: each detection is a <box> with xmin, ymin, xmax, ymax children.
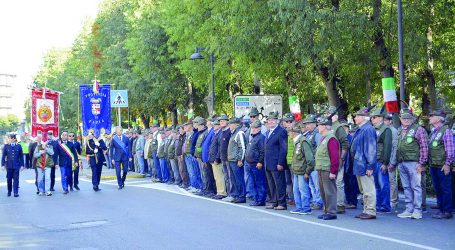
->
<box><xmin>118</xmin><ymin>107</ymin><xmax>121</xmax><ymax>127</ymax></box>
<box><xmin>397</xmin><ymin>0</ymin><xmax>406</xmax><ymax>109</ymax></box>
<box><xmin>210</xmin><ymin>52</ymin><xmax>215</xmax><ymax>115</ymax></box>
<box><xmin>128</xmin><ymin>108</ymin><xmax>130</xmax><ymax>129</ymax></box>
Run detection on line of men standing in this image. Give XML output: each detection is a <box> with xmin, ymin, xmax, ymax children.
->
<box><xmin>124</xmin><ymin>106</ymin><xmax>455</xmax><ymax>221</ymax></box>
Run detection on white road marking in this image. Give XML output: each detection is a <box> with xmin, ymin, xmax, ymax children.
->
<box><xmin>86</xmin><ymin>177</ymin><xmax>441</xmax><ymax>250</ymax></box>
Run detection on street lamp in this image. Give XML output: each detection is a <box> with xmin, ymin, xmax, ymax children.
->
<box><xmin>190</xmin><ymin>47</ymin><xmax>215</xmax><ymax>115</ymax></box>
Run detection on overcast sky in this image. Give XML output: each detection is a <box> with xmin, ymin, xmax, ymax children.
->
<box><xmin>0</xmin><ymin>0</ymin><xmax>101</xmax><ymax>119</ymax></box>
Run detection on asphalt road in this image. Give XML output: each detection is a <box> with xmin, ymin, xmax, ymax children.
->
<box><xmin>0</xmin><ymin>168</ymin><xmax>454</xmax><ymax>250</ymax></box>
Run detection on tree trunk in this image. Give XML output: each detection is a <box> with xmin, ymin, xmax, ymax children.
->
<box><xmin>372</xmin><ymin>0</ymin><xmax>394</xmax><ymax>78</ymax></box>
<box><xmin>140</xmin><ymin>114</ymin><xmax>150</xmax><ymax>129</ymax></box>
<box><xmin>187</xmin><ymin>80</ymin><xmax>194</xmax><ymax>117</ymax></box>
<box><xmin>253</xmin><ymin>72</ymin><xmax>261</xmax><ymax>94</ymax></box>
<box><xmin>425</xmin><ymin>6</ymin><xmax>437</xmax><ymax>110</ymax></box>
<box><xmin>319</xmin><ymin>66</ymin><xmax>347</xmax><ymax>120</ymax></box>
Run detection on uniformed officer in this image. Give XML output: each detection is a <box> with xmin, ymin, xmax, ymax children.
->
<box><xmin>68</xmin><ymin>132</ymin><xmax>82</xmax><ymax>190</ymax></box>
<box><xmin>371</xmin><ymin>108</ymin><xmax>393</xmax><ymax>213</ymax></box>
<box><xmin>396</xmin><ymin>109</ymin><xmax>428</xmax><ymax>220</ymax></box>
<box><xmin>1</xmin><ymin>134</ymin><xmax>24</xmax><ymax>197</ymax></box>
<box><xmin>86</xmin><ymin>132</ymin><xmax>107</xmax><ymax>191</ymax></box>
<box><xmin>428</xmin><ymin>110</ymin><xmax>454</xmax><ymax>219</ymax></box>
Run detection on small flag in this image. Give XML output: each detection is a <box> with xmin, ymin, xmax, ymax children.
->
<box><xmin>289</xmin><ymin>95</ymin><xmax>302</xmax><ymax>121</ymax></box>
<box><xmin>92</xmin><ymin>79</ymin><xmax>100</xmax><ymax>94</ymax></box>
<box><xmin>382</xmin><ymin>78</ymin><xmax>399</xmax><ymax>113</ymax></box>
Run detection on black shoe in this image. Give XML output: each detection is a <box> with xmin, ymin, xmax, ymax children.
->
<box><xmin>322</xmin><ymin>214</ymin><xmax>337</xmax><ymax>220</ymax></box>
<box><xmin>70</xmin><ymin>187</ymin><xmax>74</xmax><ymax>192</ymax></box>
<box><xmin>7</xmin><ymin>192</ymin><xmax>11</xmax><ymax>197</ymax></box>
<box><xmin>317</xmin><ymin>214</ymin><xmax>324</xmax><ymax>219</ymax></box>
<box><xmin>231</xmin><ymin>198</ymin><xmax>246</xmax><ymax>203</ymax></box>
<box><xmin>118</xmin><ymin>186</ymin><xmax>123</xmax><ymax>190</ymax></box>
<box><xmin>74</xmin><ymin>185</ymin><xmax>80</xmax><ymax>191</ymax></box>
<box><xmin>249</xmin><ymin>202</ymin><xmax>266</xmax><ymax>206</ymax></box>
<box><xmin>96</xmin><ymin>188</ymin><xmax>101</xmax><ymax>192</ymax></box>
<box><xmin>36</xmin><ymin>191</ymin><xmax>40</xmax><ymax>195</ymax></box>
<box><xmin>50</xmin><ymin>188</ymin><xmax>55</xmax><ymax>191</ymax></box>
<box><xmin>14</xmin><ymin>193</ymin><xmax>19</xmax><ymax>197</ymax></box>
<box><xmin>63</xmin><ymin>191</ymin><xmax>69</xmax><ymax>194</ymax></box>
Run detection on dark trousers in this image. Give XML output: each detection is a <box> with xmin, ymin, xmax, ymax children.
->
<box><xmin>159</xmin><ymin>158</ymin><xmax>170</xmax><ymax>182</ymax></box>
<box><xmin>128</xmin><ymin>155</ymin><xmax>134</xmax><ymax>171</ymax></box>
<box><xmin>89</xmin><ymin>157</ymin><xmax>103</xmax><ymax>188</ymax></box>
<box><xmin>344</xmin><ymin>166</ymin><xmax>359</xmax><ymax>206</ymax></box>
<box><xmin>266</xmin><ymin>169</ymin><xmax>287</xmax><ymax>207</ymax></box>
<box><xmin>24</xmin><ymin>155</ymin><xmax>30</xmax><ymax>168</ymax></box>
<box><xmin>34</xmin><ymin>166</ymin><xmax>39</xmax><ymax>192</ymax></box>
<box><xmin>72</xmin><ymin>167</ymin><xmax>79</xmax><ymax>187</ymax></box>
<box><xmin>430</xmin><ymin>167</ymin><xmax>453</xmax><ymax>213</ymax></box>
<box><xmin>203</xmin><ymin>162</ymin><xmax>216</xmax><ymax>194</ymax></box>
<box><xmin>166</xmin><ymin>159</ymin><xmax>174</xmax><ymax>182</ymax></box>
<box><xmin>177</xmin><ymin>156</ymin><xmax>189</xmax><ymax>186</ymax></box>
<box><xmin>248</xmin><ymin>164</ymin><xmax>267</xmax><ymax>203</ymax></box>
<box><xmin>285</xmin><ymin>169</ymin><xmax>294</xmax><ymax>201</ymax></box>
<box><xmin>452</xmin><ymin>171</ymin><xmax>455</xmax><ymax>210</ymax></box>
<box><xmin>50</xmin><ymin>166</ymin><xmax>56</xmax><ymax>189</ymax></box>
<box><xmin>6</xmin><ymin>168</ymin><xmax>20</xmax><ymax>194</ymax></box>
<box><xmin>114</xmin><ymin>158</ymin><xmax>128</xmax><ymax>187</ymax></box>
<box><xmin>222</xmin><ymin>161</ymin><xmax>235</xmax><ymax>196</ymax></box>
<box><xmin>318</xmin><ymin>170</ymin><xmax>337</xmax><ymax>214</ymax></box>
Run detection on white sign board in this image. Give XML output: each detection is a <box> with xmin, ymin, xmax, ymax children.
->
<box><xmin>234</xmin><ymin>95</ymin><xmax>282</xmax><ymax>122</ymax></box>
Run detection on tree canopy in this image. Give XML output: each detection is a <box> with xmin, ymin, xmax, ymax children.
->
<box><xmin>31</xmin><ymin>0</ymin><xmax>455</xmax><ymax>131</ymax></box>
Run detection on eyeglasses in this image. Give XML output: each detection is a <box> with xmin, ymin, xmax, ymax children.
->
<box><xmin>68</xmin><ymin>135</ymin><xmax>74</xmax><ymax>137</ymax></box>
<box><xmin>249</xmin><ymin>116</ymin><xmax>257</xmax><ymax>118</ymax></box>
<box><xmin>284</xmin><ymin>121</ymin><xmax>293</xmax><ymax>123</ymax></box>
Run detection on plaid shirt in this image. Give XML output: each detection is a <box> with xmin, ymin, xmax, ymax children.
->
<box><xmin>431</xmin><ymin>125</ymin><xmax>455</xmax><ymax>166</ymax></box>
<box><xmin>401</xmin><ymin>125</ymin><xmax>428</xmax><ymax>165</ymax></box>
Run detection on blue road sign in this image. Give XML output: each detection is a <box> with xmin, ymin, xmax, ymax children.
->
<box><xmin>111</xmin><ymin>90</ymin><xmax>128</xmax><ymax>108</ymax></box>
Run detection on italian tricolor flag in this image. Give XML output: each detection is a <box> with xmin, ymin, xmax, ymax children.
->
<box><xmin>382</xmin><ymin>77</ymin><xmax>399</xmax><ymax>113</ymax></box>
<box><xmin>289</xmin><ymin>95</ymin><xmax>302</xmax><ymax>121</ymax></box>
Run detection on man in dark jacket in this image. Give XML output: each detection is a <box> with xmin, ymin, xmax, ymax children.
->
<box><xmin>1</xmin><ymin>134</ymin><xmax>24</xmax><ymax>197</ymax></box>
<box><xmin>209</xmin><ymin>119</ymin><xmax>226</xmax><ymax>199</ymax></box>
<box><xmin>371</xmin><ymin>108</ymin><xmax>393</xmax><ymax>213</ymax></box>
<box><xmin>176</xmin><ymin>125</ymin><xmax>189</xmax><ymax>188</ymax></box>
<box><xmin>245</xmin><ymin>120</ymin><xmax>266</xmax><ymax>206</ymax></box>
<box><xmin>219</xmin><ymin>115</ymin><xmax>234</xmax><ymax>202</ymax></box>
<box><xmin>264</xmin><ymin>112</ymin><xmax>288</xmax><ymax>210</ymax></box>
<box><xmin>69</xmin><ymin>132</ymin><xmax>82</xmax><ymax>190</ymax></box>
<box><xmin>86</xmin><ymin>132</ymin><xmax>107</xmax><ymax>191</ymax></box>
<box><xmin>351</xmin><ymin>107</ymin><xmax>378</xmax><ymax>219</ymax></box>
<box><xmin>54</xmin><ymin>131</ymin><xmax>79</xmax><ymax>194</ymax></box>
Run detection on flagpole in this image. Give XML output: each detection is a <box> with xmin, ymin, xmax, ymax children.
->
<box><xmin>118</xmin><ymin>107</ymin><xmax>121</xmax><ymax>127</ymax></box>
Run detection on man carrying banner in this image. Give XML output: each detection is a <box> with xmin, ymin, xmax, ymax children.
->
<box><xmin>86</xmin><ymin>131</ymin><xmax>107</xmax><ymax>192</ymax></box>
<box><xmin>69</xmin><ymin>132</ymin><xmax>82</xmax><ymax>190</ymax></box>
<box><xmin>110</xmin><ymin>126</ymin><xmax>130</xmax><ymax>189</ymax></box>
<box><xmin>54</xmin><ymin>131</ymin><xmax>79</xmax><ymax>194</ymax></box>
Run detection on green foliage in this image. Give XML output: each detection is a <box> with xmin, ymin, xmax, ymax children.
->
<box><xmin>0</xmin><ymin>114</ymin><xmax>20</xmax><ymax>136</ymax></box>
<box><xmin>33</xmin><ymin>0</ymin><xmax>455</xmax><ymax>126</ymax></box>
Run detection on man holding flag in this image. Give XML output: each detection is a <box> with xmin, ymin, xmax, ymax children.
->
<box><xmin>110</xmin><ymin>126</ymin><xmax>130</xmax><ymax>189</ymax></box>
<box><xmin>54</xmin><ymin>131</ymin><xmax>79</xmax><ymax>194</ymax></box>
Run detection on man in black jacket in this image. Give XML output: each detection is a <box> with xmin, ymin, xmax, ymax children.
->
<box><xmin>245</xmin><ymin>120</ymin><xmax>266</xmax><ymax>206</ymax></box>
<box><xmin>218</xmin><ymin>115</ymin><xmax>234</xmax><ymax>202</ymax></box>
<box><xmin>209</xmin><ymin>119</ymin><xmax>226</xmax><ymax>199</ymax></box>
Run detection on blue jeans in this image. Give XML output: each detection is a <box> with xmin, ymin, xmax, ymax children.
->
<box><xmin>185</xmin><ymin>155</ymin><xmax>196</xmax><ymax>188</ymax></box>
<box><xmin>374</xmin><ymin>162</ymin><xmax>391</xmax><ymax>211</ymax></box>
<box><xmin>136</xmin><ymin>151</ymin><xmax>145</xmax><ymax>174</ymax></box>
<box><xmin>152</xmin><ymin>152</ymin><xmax>162</xmax><ymax>180</ymax></box>
<box><xmin>398</xmin><ymin>162</ymin><xmax>422</xmax><ymax>213</ymax></box>
<box><xmin>229</xmin><ymin>161</ymin><xmax>245</xmax><ymax>199</ymax></box>
<box><xmin>430</xmin><ymin>166</ymin><xmax>453</xmax><ymax>213</ymax></box>
<box><xmin>37</xmin><ymin>167</ymin><xmax>51</xmax><ymax>193</ymax></box>
<box><xmin>293</xmin><ymin>174</ymin><xmax>311</xmax><ymax>212</ymax></box>
<box><xmin>249</xmin><ymin>163</ymin><xmax>267</xmax><ymax>203</ymax></box>
<box><xmin>159</xmin><ymin>158</ymin><xmax>170</xmax><ymax>183</ymax></box>
<box><xmin>244</xmin><ymin>162</ymin><xmax>256</xmax><ymax>198</ymax></box>
<box><xmin>309</xmin><ymin>170</ymin><xmax>323</xmax><ymax>207</ymax></box>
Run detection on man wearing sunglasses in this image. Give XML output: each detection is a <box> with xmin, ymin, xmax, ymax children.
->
<box><xmin>68</xmin><ymin>132</ymin><xmax>82</xmax><ymax>190</ymax></box>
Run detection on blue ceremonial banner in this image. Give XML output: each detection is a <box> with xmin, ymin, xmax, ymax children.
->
<box><xmin>80</xmin><ymin>84</ymin><xmax>111</xmax><ymax>138</ymax></box>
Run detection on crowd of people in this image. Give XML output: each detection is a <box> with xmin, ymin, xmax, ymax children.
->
<box><xmin>2</xmin><ymin>106</ymin><xmax>455</xmax><ymax>221</ymax></box>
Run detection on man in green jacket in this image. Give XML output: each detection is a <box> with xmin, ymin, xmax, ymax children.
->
<box><xmin>289</xmin><ymin>123</ymin><xmax>314</xmax><ymax>215</ymax></box>
<box><xmin>283</xmin><ymin>112</ymin><xmax>296</xmax><ymax>206</ymax></box>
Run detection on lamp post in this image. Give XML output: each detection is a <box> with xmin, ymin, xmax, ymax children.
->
<box><xmin>397</xmin><ymin>0</ymin><xmax>406</xmax><ymax>109</ymax></box>
<box><xmin>190</xmin><ymin>47</ymin><xmax>215</xmax><ymax>115</ymax></box>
